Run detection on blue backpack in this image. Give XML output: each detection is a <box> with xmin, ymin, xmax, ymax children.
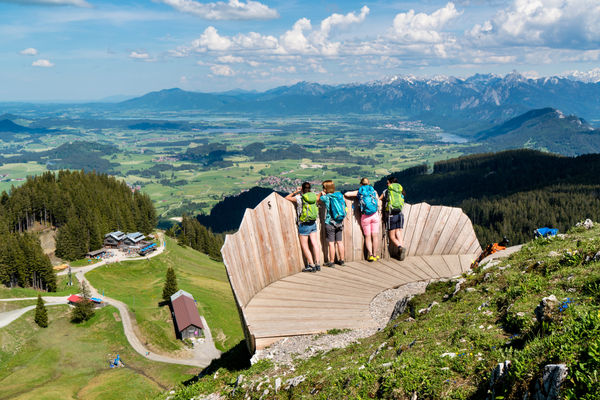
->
<box><xmin>329</xmin><ymin>192</ymin><xmax>347</xmax><ymax>222</ymax></box>
<box><xmin>358</xmin><ymin>185</ymin><xmax>378</xmax><ymax>215</ymax></box>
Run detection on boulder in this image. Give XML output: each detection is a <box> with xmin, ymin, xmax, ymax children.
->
<box><xmin>534</xmin><ymin>295</ymin><xmax>558</xmax><ymax>324</ymax></box>
<box><xmin>533</xmin><ymin>364</ymin><xmax>568</xmax><ymax>400</ymax></box>
<box><xmin>389</xmin><ymin>296</ymin><xmax>410</xmax><ymax>322</ymax></box>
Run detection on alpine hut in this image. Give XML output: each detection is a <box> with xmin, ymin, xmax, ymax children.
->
<box><xmin>170</xmin><ymin>290</ymin><xmax>204</xmax><ymax>339</ymax></box>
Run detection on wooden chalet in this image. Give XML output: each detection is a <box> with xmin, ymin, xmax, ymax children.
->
<box><xmin>104</xmin><ymin>231</ymin><xmax>126</xmax><ymax>248</ymax></box>
<box><xmin>170</xmin><ymin>290</ymin><xmax>204</xmax><ymax>339</ymax></box>
<box><xmin>123</xmin><ymin>232</ymin><xmax>146</xmax><ymax>247</ymax></box>
<box><xmin>85</xmin><ymin>248</ymin><xmax>107</xmax><ymax>259</ymax></box>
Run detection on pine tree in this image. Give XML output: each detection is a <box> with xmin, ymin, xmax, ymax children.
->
<box><xmin>34</xmin><ymin>294</ymin><xmax>48</xmax><ymax>328</ymax></box>
<box><xmin>71</xmin><ymin>280</ymin><xmax>95</xmax><ymax>323</ymax></box>
<box><xmin>162</xmin><ymin>267</ymin><xmax>179</xmax><ymax>301</ymax></box>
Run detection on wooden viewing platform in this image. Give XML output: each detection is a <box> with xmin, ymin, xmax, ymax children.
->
<box><xmin>221</xmin><ymin>193</ymin><xmax>481</xmax><ymax>352</ymax></box>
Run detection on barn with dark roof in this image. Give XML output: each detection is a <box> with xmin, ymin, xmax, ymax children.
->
<box><xmin>170</xmin><ymin>290</ymin><xmax>204</xmax><ymax>339</ymax></box>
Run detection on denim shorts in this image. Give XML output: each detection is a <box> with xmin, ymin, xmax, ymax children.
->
<box><xmin>298</xmin><ymin>221</ymin><xmax>317</xmax><ymax>236</ymax></box>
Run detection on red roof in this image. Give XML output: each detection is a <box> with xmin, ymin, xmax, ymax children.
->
<box><xmin>171</xmin><ymin>294</ymin><xmax>203</xmax><ymax>332</ymax></box>
<box><xmin>67</xmin><ymin>294</ymin><xmax>82</xmax><ymax>303</ymax></box>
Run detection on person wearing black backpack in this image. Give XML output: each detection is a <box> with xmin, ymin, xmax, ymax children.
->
<box><xmin>285</xmin><ymin>182</ymin><xmax>321</xmax><ymax>272</ymax></box>
<box><xmin>319</xmin><ymin>180</ymin><xmax>346</xmax><ymax>267</ymax></box>
<box><xmin>380</xmin><ymin>176</ymin><xmax>407</xmax><ymax>261</ymax></box>
<box><xmin>344</xmin><ymin>177</ymin><xmax>381</xmax><ymax>262</ymax></box>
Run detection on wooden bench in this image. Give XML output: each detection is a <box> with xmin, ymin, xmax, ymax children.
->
<box><xmin>221</xmin><ymin>192</ymin><xmax>481</xmax><ymax>352</ymax></box>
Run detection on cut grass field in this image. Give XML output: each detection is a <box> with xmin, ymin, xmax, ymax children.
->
<box><xmin>86</xmin><ymin>236</ymin><xmax>243</xmax><ymax>352</ymax></box>
<box><xmin>0</xmin><ymin>305</ymin><xmax>194</xmax><ymax>400</ymax></box>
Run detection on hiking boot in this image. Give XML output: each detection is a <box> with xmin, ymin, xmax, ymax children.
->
<box><xmin>302</xmin><ymin>265</ymin><xmax>315</xmax><ymax>272</ymax></box>
<box><xmin>375</xmin><ymin>255</ymin><xmax>380</xmax><ymax>261</ymax></box>
<box><xmin>336</xmin><ymin>259</ymin><xmax>345</xmax><ymax>266</ymax></box>
<box><xmin>314</xmin><ymin>264</ymin><xmax>321</xmax><ymax>272</ymax></box>
<box><xmin>324</xmin><ymin>262</ymin><xmax>335</xmax><ymax>268</ymax></box>
<box><xmin>398</xmin><ymin>246</ymin><xmax>407</xmax><ymax>261</ymax></box>
<box><xmin>367</xmin><ymin>255</ymin><xmax>376</xmax><ymax>262</ymax></box>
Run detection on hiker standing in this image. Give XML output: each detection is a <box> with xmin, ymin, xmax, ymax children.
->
<box><xmin>344</xmin><ymin>178</ymin><xmax>380</xmax><ymax>261</ymax></box>
<box><xmin>319</xmin><ymin>180</ymin><xmax>346</xmax><ymax>267</ymax></box>
<box><xmin>285</xmin><ymin>182</ymin><xmax>321</xmax><ymax>272</ymax></box>
<box><xmin>380</xmin><ymin>176</ymin><xmax>407</xmax><ymax>261</ymax></box>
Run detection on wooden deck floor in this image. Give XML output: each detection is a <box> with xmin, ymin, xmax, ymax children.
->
<box><xmin>244</xmin><ymin>254</ymin><xmax>478</xmax><ymax>350</ymax></box>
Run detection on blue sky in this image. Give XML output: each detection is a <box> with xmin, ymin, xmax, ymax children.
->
<box><xmin>2</xmin><ymin>0</ymin><xmax>600</xmax><ymax>101</ymax></box>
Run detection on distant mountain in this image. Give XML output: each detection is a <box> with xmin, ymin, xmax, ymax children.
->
<box><xmin>119</xmin><ymin>88</ymin><xmax>241</xmax><ymax>110</ymax></box>
<box><xmin>0</xmin><ymin>119</ymin><xmax>50</xmax><ymax>141</ymax></box>
<box><xmin>117</xmin><ymin>73</ymin><xmax>600</xmax><ymax>135</ymax></box>
<box><xmin>473</xmin><ymin>108</ymin><xmax>600</xmax><ymax>156</ymax></box>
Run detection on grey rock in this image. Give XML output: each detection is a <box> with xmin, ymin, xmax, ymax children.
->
<box><xmin>275</xmin><ymin>377</ymin><xmax>281</xmax><ymax>393</ymax></box>
<box><xmin>381</xmin><ymin>362</ymin><xmax>392</xmax><ymax>368</ymax></box>
<box><xmin>284</xmin><ymin>375</ymin><xmax>306</xmax><ymax>390</ymax></box>
<box><xmin>418</xmin><ymin>301</ymin><xmax>440</xmax><ymax>315</ymax></box>
<box><xmin>368</xmin><ymin>342</ymin><xmax>387</xmax><ymax>363</ymax></box>
<box><xmin>576</xmin><ymin>219</ymin><xmax>593</xmax><ymax>229</ymax></box>
<box><xmin>594</xmin><ymin>251</ymin><xmax>600</xmax><ymax>261</ymax></box>
<box><xmin>236</xmin><ymin>374</ymin><xmax>244</xmax><ymax>387</ymax></box>
<box><xmin>411</xmin><ymin>391</ymin><xmax>418</xmax><ymax>400</ymax></box>
<box><xmin>534</xmin><ymin>364</ymin><xmax>568</xmax><ymax>400</ymax></box>
<box><xmin>534</xmin><ymin>295</ymin><xmax>558</xmax><ymax>323</ymax></box>
<box><xmin>466</xmin><ymin>287</ymin><xmax>476</xmax><ymax>293</ymax></box>
<box><xmin>489</xmin><ymin>360</ymin><xmax>511</xmax><ymax>397</ymax></box>
<box><xmin>548</xmin><ymin>251</ymin><xmax>560</xmax><ymax>257</ymax></box>
<box><xmin>389</xmin><ymin>296</ymin><xmax>411</xmax><ymax>322</ymax></box>
<box><xmin>452</xmin><ymin>278</ymin><xmax>466</xmax><ymax>297</ymax></box>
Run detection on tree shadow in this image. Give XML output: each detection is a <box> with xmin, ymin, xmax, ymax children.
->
<box><xmin>181</xmin><ymin>340</ymin><xmax>251</xmax><ymax>386</ymax></box>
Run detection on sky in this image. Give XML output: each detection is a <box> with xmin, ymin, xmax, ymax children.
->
<box><xmin>1</xmin><ymin>0</ymin><xmax>600</xmax><ymax>101</ymax></box>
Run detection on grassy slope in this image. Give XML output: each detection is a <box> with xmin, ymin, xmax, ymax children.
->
<box><xmin>169</xmin><ymin>225</ymin><xmax>600</xmax><ymax>400</ymax></box>
<box><xmin>0</xmin><ymin>274</ymin><xmax>76</xmax><ymax>299</ymax></box>
<box><xmin>0</xmin><ymin>305</ymin><xmax>194</xmax><ymax>400</ymax></box>
<box><xmin>86</xmin><ymin>236</ymin><xmax>243</xmax><ymax>352</ymax></box>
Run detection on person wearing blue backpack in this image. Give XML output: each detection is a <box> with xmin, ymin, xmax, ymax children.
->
<box><xmin>344</xmin><ymin>177</ymin><xmax>380</xmax><ymax>262</ymax></box>
<box><xmin>285</xmin><ymin>182</ymin><xmax>322</xmax><ymax>272</ymax></box>
<box><xmin>319</xmin><ymin>180</ymin><xmax>346</xmax><ymax>267</ymax></box>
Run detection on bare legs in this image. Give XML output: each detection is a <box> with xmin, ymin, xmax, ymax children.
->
<box><xmin>299</xmin><ymin>232</ymin><xmax>320</xmax><ymax>266</ymax></box>
<box><xmin>327</xmin><ymin>241</ymin><xmax>345</xmax><ymax>262</ymax></box>
<box><xmin>389</xmin><ymin>228</ymin><xmax>404</xmax><ymax>248</ymax></box>
<box><xmin>364</xmin><ymin>233</ymin><xmax>379</xmax><ymax>257</ymax></box>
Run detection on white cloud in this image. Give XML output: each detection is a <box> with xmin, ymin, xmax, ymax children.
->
<box><xmin>32</xmin><ymin>59</ymin><xmax>54</xmax><ymax>67</ymax></box>
<box><xmin>129</xmin><ymin>51</ymin><xmax>150</xmax><ymax>60</ymax></box>
<box><xmin>217</xmin><ymin>55</ymin><xmax>244</xmax><ymax>63</ymax></box>
<box><xmin>392</xmin><ymin>2</ymin><xmax>461</xmax><ymax>43</ymax></box>
<box><xmin>233</xmin><ymin>31</ymin><xmax>278</xmax><ymax>50</ymax></box>
<box><xmin>158</xmin><ymin>0</ymin><xmax>278</xmax><ymax>20</ymax></box>
<box><xmin>193</xmin><ymin>26</ymin><xmax>232</xmax><ymax>51</ymax></box>
<box><xmin>210</xmin><ymin>64</ymin><xmax>235</xmax><ymax>76</ymax></box>
<box><xmin>0</xmin><ymin>0</ymin><xmax>90</xmax><ymax>6</ymax></box>
<box><xmin>279</xmin><ymin>18</ymin><xmax>314</xmax><ymax>54</ymax></box>
<box><xmin>20</xmin><ymin>47</ymin><xmax>38</xmax><ymax>56</ymax></box>
<box><xmin>468</xmin><ymin>0</ymin><xmax>600</xmax><ymax>49</ymax></box>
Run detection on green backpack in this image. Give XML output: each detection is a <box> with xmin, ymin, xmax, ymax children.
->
<box><xmin>299</xmin><ymin>192</ymin><xmax>318</xmax><ymax>223</ymax></box>
<box><xmin>387</xmin><ymin>183</ymin><xmax>404</xmax><ymax>213</ymax></box>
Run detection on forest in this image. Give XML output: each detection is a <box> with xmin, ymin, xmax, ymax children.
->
<box><xmin>168</xmin><ymin>214</ymin><xmax>224</xmax><ymax>261</ymax></box>
<box><xmin>375</xmin><ymin>149</ymin><xmax>600</xmax><ymax>245</ymax></box>
<box><xmin>0</xmin><ymin>170</ymin><xmax>157</xmax><ymax>290</ymax></box>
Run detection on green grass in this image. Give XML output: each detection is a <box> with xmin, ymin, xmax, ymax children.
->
<box><xmin>87</xmin><ymin>236</ymin><xmax>243</xmax><ymax>352</ymax></box>
<box><xmin>0</xmin><ymin>300</ymin><xmax>36</xmax><ymax>312</ymax></box>
<box><xmin>0</xmin><ymin>275</ymin><xmax>77</xmax><ymax>299</ymax></box>
<box><xmin>0</xmin><ymin>305</ymin><xmax>195</xmax><ymax>400</ymax></box>
<box><xmin>167</xmin><ymin>224</ymin><xmax>600</xmax><ymax>400</ymax></box>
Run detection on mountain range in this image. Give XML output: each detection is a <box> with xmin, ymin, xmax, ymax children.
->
<box><xmin>114</xmin><ymin>72</ymin><xmax>600</xmax><ymax>135</ymax></box>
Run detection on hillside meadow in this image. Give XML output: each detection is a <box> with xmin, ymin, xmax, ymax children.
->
<box><xmin>86</xmin><ymin>236</ymin><xmax>243</xmax><ymax>352</ymax></box>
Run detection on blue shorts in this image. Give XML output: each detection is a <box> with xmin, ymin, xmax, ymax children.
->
<box><xmin>298</xmin><ymin>222</ymin><xmax>317</xmax><ymax>236</ymax></box>
<box><xmin>388</xmin><ymin>212</ymin><xmax>404</xmax><ymax>230</ymax></box>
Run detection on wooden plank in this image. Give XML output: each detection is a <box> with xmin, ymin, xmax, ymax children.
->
<box><xmin>377</xmin><ymin>258</ymin><xmax>425</xmax><ymax>282</ymax></box>
<box><xmin>422</xmin><ymin>255</ymin><xmax>453</xmax><ymax>278</ymax></box>
<box><xmin>345</xmin><ymin>261</ymin><xmax>409</xmax><ymax>287</ymax></box>
<box><xmin>368</xmin><ymin>259</ymin><xmax>416</xmax><ymax>283</ymax></box>
<box><xmin>441</xmin><ymin>213</ymin><xmax>469</xmax><ymax>255</ymax></box>
<box><xmin>280</xmin><ymin>273</ymin><xmax>378</xmax><ymax>294</ymax></box>
<box><xmin>276</xmin><ymin>194</ymin><xmax>305</xmax><ymax>276</ymax></box>
<box><xmin>350</xmin><ymin>199</ymin><xmax>364</xmax><ymax>261</ymax></box>
<box><xmin>342</xmin><ymin>198</ymin><xmax>353</xmax><ymax>263</ymax></box>
<box><xmin>335</xmin><ymin>262</ymin><xmax>402</xmax><ymax>288</ymax></box>
<box><xmin>432</xmin><ymin>207</ymin><xmax>463</xmax><ymax>255</ymax></box>
<box><xmin>251</xmin><ymin>319</ymin><xmax>377</xmax><ymax>337</ymax></box>
<box><xmin>240</xmin><ymin>209</ymin><xmax>269</xmax><ymax>294</ymax></box>
<box><xmin>386</xmin><ymin>258</ymin><xmax>432</xmax><ymax>281</ymax></box>
<box><xmin>423</xmin><ymin>206</ymin><xmax>453</xmax><ymax>255</ymax></box>
<box><xmin>247</xmin><ymin>309</ymin><xmax>372</xmax><ymax>321</ymax></box>
<box><xmin>398</xmin><ymin>203</ymin><xmax>412</xmax><ymax>251</ymax></box>
<box><xmin>247</xmin><ymin>297</ymin><xmax>370</xmax><ymax>308</ymax></box>
<box><xmin>415</xmin><ymin>205</ymin><xmax>442</xmax><ymax>255</ymax></box>
<box><xmin>403</xmin><ymin>203</ymin><xmax>420</xmax><ymax>253</ymax></box>
<box><xmin>408</xmin><ymin>203</ymin><xmax>431</xmax><ymax>256</ymax></box>
<box><xmin>448</xmin><ymin>216</ymin><xmax>477</xmax><ymax>255</ymax></box>
<box><xmin>262</xmin><ymin>280</ymin><xmax>376</xmax><ymax>298</ymax></box>
<box><xmin>442</xmin><ymin>254</ymin><xmax>464</xmax><ymax>277</ymax></box>
<box><xmin>406</xmin><ymin>256</ymin><xmax>441</xmax><ymax>279</ymax></box>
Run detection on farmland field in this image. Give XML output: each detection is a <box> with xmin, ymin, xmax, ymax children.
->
<box><xmin>0</xmin><ymin>115</ymin><xmax>472</xmax><ymax>223</ymax></box>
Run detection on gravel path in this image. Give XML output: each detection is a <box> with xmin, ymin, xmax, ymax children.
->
<box><xmin>251</xmin><ymin>281</ymin><xmax>429</xmax><ymax>366</ymax></box>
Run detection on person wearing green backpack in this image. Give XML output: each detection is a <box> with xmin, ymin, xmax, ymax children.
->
<box><xmin>380</xmin><ymin>176</ymin><xmax>407</xmax><ymax>261</ymax></box>
<box><xmin>285</xmin><ymin>182</ymin><xmax>321</xmax><ymax>272</ymax></box>
<box><xmin>319</xmin><ymin>180</ymin><xmax>346</xmax><ymax>267</ymax></box>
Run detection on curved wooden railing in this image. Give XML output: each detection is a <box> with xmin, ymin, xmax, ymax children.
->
<box><xmin>221</xmin><ymin>192</ymin><xmax>481</xmax><ymax>351</ymax></box>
